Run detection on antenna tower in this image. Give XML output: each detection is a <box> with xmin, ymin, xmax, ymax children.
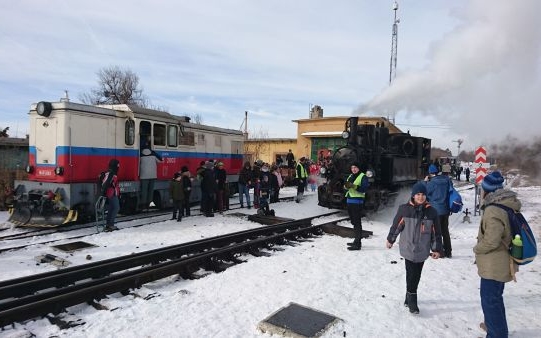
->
<box><xmin>388</xmin><ymin>1</ymin><xmax>400</xmax><ymax>124</ymax></box>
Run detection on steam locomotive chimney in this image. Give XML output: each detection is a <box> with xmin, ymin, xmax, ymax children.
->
<box><xmin>348</xmin><ymin>117</ymin><xmax>358</xmax><ymax>145</ymax></box>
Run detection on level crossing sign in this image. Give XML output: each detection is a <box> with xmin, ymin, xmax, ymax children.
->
<box><xmin>475</xmin><ymin>146</ymin><xmax>488</xmax><ymax>185</ymax></box>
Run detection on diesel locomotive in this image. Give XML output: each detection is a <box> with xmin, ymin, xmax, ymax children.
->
<box><xmin>9</xmin><ymin>100</ymin><xmax>244</xmax><ymax>227</ymax></box>
<box><xmin>318</xmin><ymin>116</ymin><xmax>430</xmax><ymax>211</ymax></box>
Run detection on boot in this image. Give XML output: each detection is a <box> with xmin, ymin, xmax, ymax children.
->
<box><xmin>407</xmin><ymin>292</ymin><xmax>419</xmax><ymax>314</ymax></box>
<box><xmin>104</xmin><ymin>224</ymin><xmax>119</xmax><ymax>232</ymax></box>
<box><xmin>177</xmin><ymin>217</ymin><xmax>182</xmax><ymax>222</ymax></box>
<box><xmin>347</xmin><ymin>241</ymin><xmax>361</xmax><ymax>250</ymax></box>
<box><xmin>171</xmin><ymin>213</ymin><xmax>177</xmax><ymax>220</ymax></box>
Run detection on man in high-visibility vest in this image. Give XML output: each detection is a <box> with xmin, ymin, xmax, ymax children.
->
<box><xmin>295</xmin><ymin>157</ymin><xmax>308</xmax><ymax>203</ymax></box>
<box><xmin>344</xmin><ymin>162</ymin><xmax>369</xmax><ymax>250</ymax></box>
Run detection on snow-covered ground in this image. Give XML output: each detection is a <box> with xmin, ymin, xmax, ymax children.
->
<box><xmin>0</xmin><ymin>183</ymin><xmax>540</xmax><ymax>338</ymax></box>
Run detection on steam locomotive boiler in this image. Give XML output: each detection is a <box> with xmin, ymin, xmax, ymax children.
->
<box><xmin>317</xmin><ymin>117</ymin><xmax>430</xmax><ymax>211</ymax></box>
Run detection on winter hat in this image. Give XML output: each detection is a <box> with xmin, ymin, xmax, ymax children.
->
<box><xmin>180</xmin><ymin>166</ymin><xmax>189</xmax><ymax>173</ymax></box>
<box><xmin>350</xmin><ymin>162</ymin><xmax>361</xmax><ymax>169</ymax></box>
<box><xmin>428</xmin><ymin>164</ymin><xmax>438</xmax><ymax>174</ymax></box>
<box><xmin>442</xmin><ymin>164</ymin><xmax>451</xmax><ymax>173</ymax></box>
<box><xmin>482</xmin><ymin>171</ymin><xmax>504</xmax><ymax>193</ymax></box>
<box><xmin>141</xmin><ymin>148</ymin><xmax>151</xmax><ymax>156</ymax></box>
<box><xmin>217</xmin><ymin>162</ymin><xmax>224</xmax><ymax>167</ymax></box>
<box><xmin>411</xmin><ymin>181</ymin><xmax>427</xmax><ymax>196</ymax></box>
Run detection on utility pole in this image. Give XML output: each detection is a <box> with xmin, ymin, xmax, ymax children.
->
<box><xmin>388</xmin><ymin>1</ymin><xmax>400</xmax><ymax>124</ymax></box>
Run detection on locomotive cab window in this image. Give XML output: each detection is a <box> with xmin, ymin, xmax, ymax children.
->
<box><xmin>153</xmin><ymin>123</ymin><xmax>166</xmax><ymax>146</ymax></box>
<box><xmin>167</xmin><ymin>125</ymin><xmax>178</xmax><ymax>147</ymax></box>
<box><xmin>125</xmin><ymin>119</ymin><xmax>135</xmax><ymax>146</ymax></box>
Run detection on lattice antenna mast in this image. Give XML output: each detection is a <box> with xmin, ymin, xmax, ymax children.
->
<box><xmin>389</xmin><ymin>1</ymin><xmax>400</xmax><ymax>85</ymax></box>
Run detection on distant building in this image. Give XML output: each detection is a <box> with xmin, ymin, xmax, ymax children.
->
<box><xmin>244</xmin><ymin>105</ymin><xmax>403</xmax><ymax>165</ymax></box>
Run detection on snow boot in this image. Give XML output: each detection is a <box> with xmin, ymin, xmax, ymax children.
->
<box><xmin>407</xmin><ymin>292</ymin><xmax>419</xmax><ymax>314</ymax></box>
<box><xmin>171</xmin><ymin>212</ymin><xmax>177</xmax><ymax>220</ymax></box>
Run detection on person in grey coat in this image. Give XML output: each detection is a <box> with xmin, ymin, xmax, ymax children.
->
<box><xmin>386</xmin><ymin>181</ymin><xmax>442</xmax><ymax>314</ymax></box>
<box><xmin>474</xmin><ymin>171</ymin><xmax>520</xmax><ymax>337</ymax></box>
<box><xmin>139</xmin><ymin>148</ymin><xmax>162</xmax><ymax>210</ymax></box>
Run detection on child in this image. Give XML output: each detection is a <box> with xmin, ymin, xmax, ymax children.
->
<box><xmin>257</xmin><ymin>174</ymin><xmax>274</xmax><ymax>216</ymax></box>
<box><xmin>169</xmin><ymin>172</ymin><xmax>184</xmax><ymax>222</ymax></box>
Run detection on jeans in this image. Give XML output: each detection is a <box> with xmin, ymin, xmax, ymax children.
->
<box><xmin>480</xmin><ymin>278</ymin><xmax>508</xmax><ymax>338</ymax></box>
<box><xmin>238</xmin><ymin>183</ymin><xmax>251</xmax><ymax>207</ymax></box>
<box><xmin>106</xmin><ymin>195</ymin><xmax>119</xmax><ymax>226</ymax></box>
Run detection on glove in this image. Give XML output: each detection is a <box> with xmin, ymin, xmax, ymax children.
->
<box><xmin>344</xmin><ymin>181</ymin><xmax>353</xmax><ymax>189</ymax></box>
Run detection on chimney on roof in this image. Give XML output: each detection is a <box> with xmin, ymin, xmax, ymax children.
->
<box><xmin>309</xmin><ymin>105</ymin><xmax>323</xmax><ymax>119</ymax></box>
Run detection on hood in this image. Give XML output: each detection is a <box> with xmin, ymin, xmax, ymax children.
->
<box><xmin>482</xmin><ymin>188</ymin><xmax>521</xmax><ymax>212</ymax></box>
<box><xmin>108</xmin><ymin>159</ymin><xmax>120</xmax><ymax>174</ymax></box>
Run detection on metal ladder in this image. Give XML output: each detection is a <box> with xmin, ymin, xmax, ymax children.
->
<box><xmin>95</xmin><ymin>196</ymin><xmax>107</xmax><ymax>232</ymax></box>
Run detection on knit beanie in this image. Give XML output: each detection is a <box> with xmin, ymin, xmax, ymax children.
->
<box><xmin>411</xmin><ymin>181</ymin><xmax>427</xmax><ymax>196</ymax></box>
<box><xmin>482</xmin><ymin>171</ymin><xmax>504</xmax><ymax>193</ymax></box>
<box><xmin>428</xmin><ymin>164</ymin><xmax>438</xmax><ymax>174</ymax></box>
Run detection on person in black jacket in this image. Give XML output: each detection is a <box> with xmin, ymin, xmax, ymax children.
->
<box><xmin>200</xmin><ymin>161</ymin><xmax>217</xmax><ymax>217</ymax></box>
<box><xmin>386</xmin><ymin>181</ymin><xmax>442</xmax><ymax>314</ymax></box>
<box><xmin>214</xmin><ymin>162</ymin><xmax>227</xmax><ymax>212</ymax></box>
<box><xmin>238</xmin><ymin>161</ymin><xmax>252</xmax><ymax>208</ymax></box>
<box><xmin>180</xmin><ymin>166</ymin><xmax>192</xmax><ymax>216</ymax></box>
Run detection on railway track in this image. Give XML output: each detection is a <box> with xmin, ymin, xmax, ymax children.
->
<box><xmin>0</xmin><ymin>212</ymin><xmax>345</xmax><ymax>328</ymax></box>
<box><xmin>0</xmin><ymin>197</ymin><xmax>296</xmax><ymax>253</ymax></box>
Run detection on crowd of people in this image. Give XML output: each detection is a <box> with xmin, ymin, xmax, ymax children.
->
<box><xmin>99</xmin><ymin>149</ymin><xmax>519</xmax><ymax>337</ymax></box>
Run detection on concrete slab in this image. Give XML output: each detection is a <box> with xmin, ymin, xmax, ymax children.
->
<box><xmin>258</xmin><ymin>302</ymin><xmax>341</xmax><ymax>338</ymax></box>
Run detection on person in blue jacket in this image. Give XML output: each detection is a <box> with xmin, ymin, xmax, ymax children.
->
<box><xmin>386</xmin><ymin>181</ymin><xmax>442</xmax><ymax>314</ymax></box>
<box><xmin>425</xmin><ymin>164</ymin><xmax>454</xmax><ymax>258</ymax></box>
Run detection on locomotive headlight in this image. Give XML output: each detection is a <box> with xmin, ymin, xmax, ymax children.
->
<box><xmin>36</xmin><ymin>101</ymin><xmax>52</xmax><ymax>117</ymax></box>
<box><xmin>365</xmin><ymin>169</ymin><xmax>374</xmax><ymax>178</ymax></box>
<box><xmin>25</xmin><ymin>165</ymin><xmax>34</xmax><ymax>173</ymax></box>
<box><xmin>341</xmin><ymin>131</ymin><xmax>350</xmax><ymax>139</ymax></box>
<box><xmin>54</xmin><ymin>166</ymin><xmax>64</xmax><ymax>175</ymax></box>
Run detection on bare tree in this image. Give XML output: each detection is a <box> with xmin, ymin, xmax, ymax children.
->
<box><xmin>188</xmin><ymin>113</ymin><xmax>203</xmax><ymax>124</ymax></box>
<box><xmin>80</xmin><ymin>66</ymin><xmax>148</xmax><ymax>106</ymax></box>
<box><xmin>245</xmin><ymin>127</ymin><xmax>269</xmax><ymax>162</ymax></box>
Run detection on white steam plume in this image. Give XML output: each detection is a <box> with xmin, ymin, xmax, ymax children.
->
<box><xmin>357</xmin><ymin>0</ymin><xmax>541</xmax><ymax>146</ymax></box>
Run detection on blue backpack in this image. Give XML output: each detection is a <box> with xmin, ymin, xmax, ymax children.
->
<box><xmin>448</xmin><ymin>185</ymin><xmax>463</xmax><ymax>213</ymax></box>
<box><xmin>494</xmin><ymin>204</ymin><xmax>537</xmax><ymax>265</ymax></box>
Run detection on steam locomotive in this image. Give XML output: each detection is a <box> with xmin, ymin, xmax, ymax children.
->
<box><xmin>317</xmin><ymin>117</ymin><xmax>430</xmax><ymax>211</ymax></box>
<box><xmin>9</xmin><ymin>100</ymin><xmax>244</xmax><ymax>227</ymax></box>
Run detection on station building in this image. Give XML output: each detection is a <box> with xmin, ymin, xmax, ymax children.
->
<box><xmin>244</xmin><ymin>105</ymin><xmax>402</xmax><ymax>165</ymax></box>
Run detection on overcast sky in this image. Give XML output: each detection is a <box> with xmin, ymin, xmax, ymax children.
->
<box><xmin>1</xmin><ymin>0</ymin><xmax>539</xmax><ymax>153</ymax></box>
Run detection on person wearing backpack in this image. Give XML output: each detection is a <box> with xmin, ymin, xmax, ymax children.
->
<box><xmin>474</xmin><ymin>171</ymin><xmax>521</xmax><ymax>338</ymax></box>
<box><xmin>101</xmin><ymin>159</ymin><xmax>121</xmax><ymax>232</ymax></box>
<box><xmin>425</xmin><ymin>164</ymin><xmax>454</xmax><ymax>258</ymax></box>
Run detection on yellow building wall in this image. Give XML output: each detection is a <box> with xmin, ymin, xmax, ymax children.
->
<box><xmin>244</xmin><ymin>139</ymin><xmax>297</xmax><ymax>165</ymax></box>
<box><xmin>244</xmin><ymin>116</ymin><xmax>402</xmax><ymax>164</ymax></box>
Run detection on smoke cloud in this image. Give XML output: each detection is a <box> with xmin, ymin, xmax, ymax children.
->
<box><xmin>356</xmin><ymin>0</ymin><xmax>541</xmax><ymax>148</ymax></box>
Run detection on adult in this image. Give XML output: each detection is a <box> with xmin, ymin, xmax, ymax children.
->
<box><xmin>286</xmin><ymin>149</ymin><xmax>295</xmax><ymax>169</ymax></box>
<box><xmin>295</xmin><ymin>157</ymin><xmax>308</xmax><ymax>203</ymax></box>
<box><xmin>139</xmin><ymin>148</ymin><xmax>163</xmax><ymax>210</ymax></box>
<box><xmin>344</xmin><ymin>162</ymin><xmax>369</xmax><ymax>251</ymax></box>
<box><xmin>386</xmin><ymin>181</ymin><xmax>442</xmax><ymax>314</ymax></box>
<box><xmin>465</xmin><ymin>167</ymin><xmax>471</xmax><ymax>182</ymax></box>
<box><xmin>425</xmin><ymin>164</ymin><xmax>454</xmax><ymax>258</ymax></box>
<box><xmin>180</xmin><ymin>166</ymin><xmax>192</xmax><ymax>217</ymax></box>
<box><xmin>270</xmin><ymin>165</ymin><xmax>282</xmax><ymax>203</ymax></box>
<box><xmin>214</xmin><ymin>162</ymin><xmax>227</xmax><ymax>212</ymax></box>
<box><xmin>200</xmin><ymin>161</ymin><xmax>217</xmax><ymax>217</ymax></box>
<box><xmin>101</xmin><ymin>159</ymin><xmax>121</xmax><ymax>232</ymax></box>
<box><xmin>238</xmin><ymin>161</ymin><xmax>253</xmax><ymax>209</ymax></box>
<box><xmin>474</xmin><ymin>171</ymin><xmax>520</xmax><ymax>337</ymax></box>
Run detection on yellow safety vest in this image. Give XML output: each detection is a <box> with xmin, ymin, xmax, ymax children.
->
<box><xmin>296</xmin><ymin>163</ymin><xmax>308</xmax><ymax>179</ymax></box>
<box><xmin>345</xmin><ymin>173</ymin><xmax>366</xmax><ymax>198</ymax></box>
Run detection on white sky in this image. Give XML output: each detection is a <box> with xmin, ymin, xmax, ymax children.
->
<box><xmin>1</xmin><ymin>179</ymin><xmax>540</xmax><ymax>337</ymax></box>
<box><xmin>1</xmin><ymin>0</ymin><xmax>540</xmax><ymax>153</ymax></box>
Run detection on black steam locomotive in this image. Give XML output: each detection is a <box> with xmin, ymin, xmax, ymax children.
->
<box><xmin>317</xmin><ymin>117</ymin><xmax>430</xmax><ymax>211</ymax></box>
